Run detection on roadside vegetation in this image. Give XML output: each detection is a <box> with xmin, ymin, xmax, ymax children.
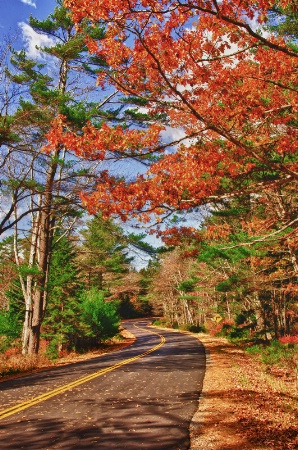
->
<box><xmin>0</xmin><ymin>214</ymin><xmax>152</xmax><ymax>376</ymax></box>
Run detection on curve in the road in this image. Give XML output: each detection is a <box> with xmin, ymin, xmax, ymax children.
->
<box><xmin>0</xmin><ymin>322</ymin><xmax>165</xmax><ymax>420</ymax></box>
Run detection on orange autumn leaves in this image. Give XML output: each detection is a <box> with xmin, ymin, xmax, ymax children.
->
<box><xmin>44</xmin><ymin>0</ymin><xmax>298</xmax><ymax>222</ymax></box>
<box><xmin>44</xmin><ymin>116</ymin><xmax>164</xmax><ymax>160</ymax></box>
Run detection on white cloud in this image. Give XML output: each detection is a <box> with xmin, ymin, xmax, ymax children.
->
<box><xmin>18</xmin><ymin>22</ymin><xmax>56</xmax><ymax>59</ymax></box>
<box><xmin>20</xmin><ymin>0</ymin><xmax>37</xmax><ymax>8</ymax></box>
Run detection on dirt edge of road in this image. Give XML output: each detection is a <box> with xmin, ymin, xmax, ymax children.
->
<box><xmin>189</xmin><ymin>333</ymin><xmax>298</xmax><ymax>450</ymax></box>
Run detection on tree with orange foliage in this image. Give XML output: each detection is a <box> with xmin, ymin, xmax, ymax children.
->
<box><xmin>47</xmin><ymin>2</ymin><xmax>298</xmax><ymax>326</ymax></box>
<box><xmin>45</xmin><ymin>0</ymin><xmax>297</xmax><ymax>230</ymax></box>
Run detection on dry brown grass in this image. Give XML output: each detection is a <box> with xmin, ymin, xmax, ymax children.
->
<box><xmin>0</xmin><ymin>351</ymin><xmax>53</xmax><ymax>379</ymax></box>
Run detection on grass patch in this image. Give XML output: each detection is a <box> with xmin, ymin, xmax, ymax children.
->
<box><xmin>246</xmin><ymin>340</ymin><xmax>297</xmax><ymax>366</ymax></box>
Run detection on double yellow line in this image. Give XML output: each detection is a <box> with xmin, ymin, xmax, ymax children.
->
<box><xmin>0</xmin><ymin>324</ymin><xmax>165</xmax><ymax>420</ymax></box>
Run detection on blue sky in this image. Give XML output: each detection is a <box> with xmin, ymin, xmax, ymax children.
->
<box><xmin>0</xmin><ymin>0</ymin><xmax>57</xmax><ymax>51</ymax></box>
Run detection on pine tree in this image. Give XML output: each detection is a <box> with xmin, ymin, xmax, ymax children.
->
<box><xmin>79</xmin><ymin>215</ymin><xmax>132</xmax><ymax>292</ymax></box>
<box><xmin>42</xmin><ymin>231</ymin><xmax>82</xmax><ymax>357</ymax></box>
<box><xmin>2</xmin><ymin>1</ymin><xmax>116</xmax><ymax>354</ymax></box>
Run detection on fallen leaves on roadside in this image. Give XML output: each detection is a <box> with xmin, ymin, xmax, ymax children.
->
<box><xmin>190</xmin><ymin>335</ymin><xmax>298</xmax><ymax>450</ymax></box>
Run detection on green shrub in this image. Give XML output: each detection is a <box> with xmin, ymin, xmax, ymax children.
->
<box><xmin>44</xmin><ymin>335</ymin><xmax>69</xmax><ymax>361</ymax></box>
<box><xmin>246</xmin><ymin>344</ymin><xmax>262</xmax><ymax>355</ymax></box>
<box><xmin>228</xmin><ymin>326</ymin><xmax>250</xmax><ymax>341</ymax></box>
<box><xmin>80</xmin><ymin>288</ymin><xmax>120</xmax><ymax>342</ymax></box>
<box><xmin>210</xmin><ymin>319</ymin><xmax>234</xmax><ymax>337</ymax></box>
<box><xmin>221</xmin><ymin>323</ymin><xmax>233</xmax><ymax>335</ymax></box>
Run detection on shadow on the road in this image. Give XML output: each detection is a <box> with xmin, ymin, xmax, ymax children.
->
<box><xmin>0</xmin><ymin>392</ymin><xmax>197</xmax><ymax>449</ymax></box>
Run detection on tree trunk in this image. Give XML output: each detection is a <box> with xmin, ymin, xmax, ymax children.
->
<box><xmin>226</xmin><ymin>293</ymin><xmax>231</xmax><ymax>320</ymax></box>
<box><xmin>22</xmin><ymin>209</ymin><xmax>41</xmax><ymax>354</ymax></box>
<box><xmin>27</xmin><ymin>152</ymin><xmax>60</xmax><ymax>354</ymax></box>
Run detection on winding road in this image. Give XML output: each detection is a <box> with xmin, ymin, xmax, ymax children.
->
<box><xmin>0</xmin><ymin>320</ymin><xmax>206</xmax><ymax>449</ymax></box>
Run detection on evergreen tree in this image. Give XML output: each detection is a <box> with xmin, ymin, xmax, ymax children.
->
<box><xmin>0</xmin><ymin>236</ymin><xmax>16</xmax><ymax>309</ymax></box>
<box><xmin>42</xmin><ymin>231</ymin><xmax>82</xmax><ymax>357</ymax></box>
<box><xmin>78</xmin><ymin>215</ymin><xmax>132</xmax><ymax>292</ymax></box>
<box><xmin>0</xmin><ymin>279</ymin><xmax>24</xmax><ymax>352</ymax></box>
<box><xmin>268</xmin><ymin>3</ymin><xmax>298</xmax><ymax>51</ymax></box>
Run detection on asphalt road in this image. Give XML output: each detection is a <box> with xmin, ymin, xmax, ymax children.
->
<box><xmin>0</xmin><ymin>320</ymin><xmax>206</xmax><ymax>449</ymax></box>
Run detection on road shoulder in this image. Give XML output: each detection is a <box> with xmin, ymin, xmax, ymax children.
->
<box><xmin>189</xmin><ymin>334</ymin><xmax>298</xmax><ymax>450</ymax></box>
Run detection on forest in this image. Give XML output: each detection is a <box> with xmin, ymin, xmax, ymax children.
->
<box><xmin>0</xmin><ymin>0</ymin><xmax>297</xmax><ymax>369</ymax></box>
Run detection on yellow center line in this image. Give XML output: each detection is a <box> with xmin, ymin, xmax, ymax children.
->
<box><xmin>0</xmin><ymin>323</ymin><xmax>165</xmax><ymax>420</ymax></box>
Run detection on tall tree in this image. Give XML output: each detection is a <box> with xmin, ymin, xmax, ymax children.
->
<box><xmin>42</xmin><ymin>231</ymin><xmax>82</xmax><ymax>357</ymax></box>
<box><xmin>1</xmin><ymin>0</ymin><xmax>128</xmax><ymax>354</ymax></box>
<box><xmin>149</xmin><ymin>248</ymin><xmax>199</xmax><ymax>326</ymax></box>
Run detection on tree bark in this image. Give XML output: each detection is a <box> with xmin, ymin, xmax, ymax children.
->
<box><xmin>27</xmin><ymin>152</ymin><xmax>59</xmax><ymax>354</ymax></box>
